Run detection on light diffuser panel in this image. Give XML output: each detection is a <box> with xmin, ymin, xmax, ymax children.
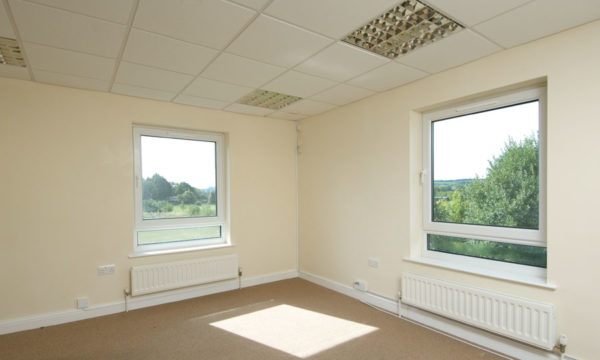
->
<box><xmin>343</xmin><ymin>0</ymin><xmax>463</xmax><ymax>59</ymax></box>
<box><xmin>0</xmin><ymin>37</ymin><xmax>26</xmax><ymax>67</ymax></box>
<box><xmin>237</xmin><ymin>89</ymin><xmax>301</xmax><ymax>110</ymax></box>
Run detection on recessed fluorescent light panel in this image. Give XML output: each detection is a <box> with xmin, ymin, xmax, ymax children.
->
<box><xmin>237</xmin><ymin>89</ymin><xmax>301</xmax><ymax>110</ymax></box>
<box><xmin>343</xmin><ymin>0</ymin><xmax>463</xmax><ymax>59</ymax></box>
<box><xmin>0</xmin><ymin>37</ymin><xmax>26</xmax><ymax>67</ymax></box>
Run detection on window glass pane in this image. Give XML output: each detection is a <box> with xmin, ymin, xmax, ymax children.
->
<box><xmin>432</xmin><ymin>101</ymin><xmax>539</xmax><ymax>230</ymax></box>
<box><xmin>427</xmin><ymin>234</ymin><xmax>546</xmax><ymax>268</ymax></box>
<box><xmin>141</xmin><ymin>136</ymin><xmax>217</xmax><ymax>220</ymax></box>
<box><xmin>137</xmin><ymin>226</ymin><xmax>222</xmax><ymax>245</ymax></box>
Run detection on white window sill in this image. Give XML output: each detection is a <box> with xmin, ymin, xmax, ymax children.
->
<box><xmin>403</xmin><ymin>257</ymin><xmax>556</xmax><ymax>290</ymax></box>
<box><xmin>129</xmin><ymin>243</ymin><xmax>234</xmax><ymax>258</ymax></box>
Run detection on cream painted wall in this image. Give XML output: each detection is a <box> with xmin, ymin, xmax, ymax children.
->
<box><xmin>298</xmin><ymin>20</ymin><xmax>600</xmax><ymax>359</ymax></box>
<box><xmin>0</xmin><ymin>79</ymin><xmax>298</xmax><ymax>319</ymax></box>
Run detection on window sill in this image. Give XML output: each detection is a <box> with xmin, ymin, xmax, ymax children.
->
<box><xmin>129</xmin><ymin>243</ymin><xmax>234</xmax><ymax>258</ymax></box>
<box><xmin>403</xmin><ymin>257</ymin><xmax>556</xmax><ymax>290</ymax></box>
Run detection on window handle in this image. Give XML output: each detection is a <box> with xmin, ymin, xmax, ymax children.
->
<box><xmin>420</xmin><ymin>170</ymin><xmax>427</xmax><ymax>185</ymax></box>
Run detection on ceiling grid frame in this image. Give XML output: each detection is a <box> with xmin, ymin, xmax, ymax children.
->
<box><xmin>0</xmin><ymin>0</ymin><xmax>598</xmax><ymax>119</ymax></box>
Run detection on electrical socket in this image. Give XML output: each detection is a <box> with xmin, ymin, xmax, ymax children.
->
<box><xmin>76</xmin><ymin>297</ymin><xmax>88</xmax><ymax>309</ymax></box>
<box><xmin>353</xmin><ymin>279</ymin><xmax>368</xmax><ymax>292</ymax></box>
<box><xmin>368</xmin><ymin>257</ymin><xmax>380</xmax><ymax>268</ymax></box>
<box><xmin>98</xmin><ymin>264</ymin><xmax>115</xmax><ymax>275</ymax></box>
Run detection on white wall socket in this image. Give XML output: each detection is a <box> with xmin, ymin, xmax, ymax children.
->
<box><xmin>76</xmin><ymin>297</ymin><xmax>88</xmax><ymax>309</ymax></box>
<box><xmin>368</xmin><ymin>257</ymin><xmax>380</xmax><ymax>268</ymax></box>
<box><xmin>353</xmin><ymin>279</ymin><xmax>368</xmax><ymax>292</ymax></box>
<box><xmin>98</xmin><ymin>264</ymin><xmax>115</xmax><ymax>275</ymax></box>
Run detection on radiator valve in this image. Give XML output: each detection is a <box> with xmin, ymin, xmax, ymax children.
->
<box><xmin>554</xmin><ymin>333</ymin><xmax>568</xmax><ymax>354</ymax></box>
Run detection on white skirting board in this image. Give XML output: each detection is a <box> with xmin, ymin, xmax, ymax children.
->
<box><xmin>298</xmin><ymin>271</ymin><xmax>399</xmax><ymax>314</ymax></box>
<box><xmin>0</xmin><ymin>270</ymin><xmax>578</xmax><ymax>360</ymax></box>
<box><xmin>0</xmin><ymin>269</ymin><xmax>298</xmax><ymax>336</ymax></box>
<box><xmin>298</xmin><ymin>271</ymin><xmax>575</xmax><ymax>360</ymax></box>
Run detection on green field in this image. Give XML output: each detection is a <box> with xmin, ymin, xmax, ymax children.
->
<box><xmin>137</xmin><ymin>226</ymin><xmax>221</xmax><ymax>245</ymax></box>
<box><xmin>143</xmin><ymin>203</ymin><xmax>216</xmax><ymax>219</ymax></box>
<box><xmin>427</xmin><ymin>234</ymin><xmax>547</xmax><ymax>268</ymax></box>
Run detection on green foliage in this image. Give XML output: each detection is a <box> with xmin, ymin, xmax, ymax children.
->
<box><xmin>189</xmin><ymin>205</ymin><xmax>201</xmax><ymax>216</ymax></box>
<box><xmin>434</xmin><ymin>135</ymin><xmax>539</xmax><ymax>229</ymax></box>
<box><xmin>428</xmin><ymin>234</ymin><xmax>547</xmax><ymax>268</ymax></box>
<box><xmin>178</xmin><ymin>189</ymin><xmax>198</xmax><ymax>205</ymax></box>
<box><xmin>141</xmin><ymin>173</ymin><xmax>216</xmax><ymax>218</ymax></box>
<box><xmin>142</xmin><ymin>199</ymin><xmax>172</xmax><ymax>215</ymax></box>
<box><xmin>174</xmin><ymin>182</ymin><xmax>194</xmax><ymax>196</ymax></box>
<box><xmin>195</xmin><ymin>190</ymin><xmax>209</xmax><ymax>204</ymax></box>
<box><xmin>142</xmin><ymin>173</ymin><xmax>173</xmax><ymax>201</ymax></box>
<box><xmin>431</xmin><ymin>134</ymin><xmax>545</xmax><ymax>267</ymax></box>
<box><xmin>142</xmin><ymin>199</ymin><xmax>160</xmax><ymax>213</ymax></box>
<box><xmin>162</xmin><ymin>202</ymin><xmax>173</xmax><ymax>212</ymax></box>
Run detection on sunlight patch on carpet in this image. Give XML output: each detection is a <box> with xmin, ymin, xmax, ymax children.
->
<box><xmin>210</xmin><ymin>304</ymin><xmax>378</xmax><ymax>358</ymax></box>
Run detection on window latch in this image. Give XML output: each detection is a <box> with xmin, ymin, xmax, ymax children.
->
<box><xmin>420</xmin><ymin>170</ymin><xmax>427</xmax><ymax>185</ymax></box>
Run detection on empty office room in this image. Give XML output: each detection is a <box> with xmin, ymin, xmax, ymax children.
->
<box><xmin>1</xmin><ymin>0</ymin><xmax>599</xmax><ymax>359</ymax></box>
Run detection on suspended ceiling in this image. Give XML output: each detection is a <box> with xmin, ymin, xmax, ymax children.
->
<box><xmin>1</xmin><ymin>0</ymin><xmax>599</xmax><ymax>120</ymax></box>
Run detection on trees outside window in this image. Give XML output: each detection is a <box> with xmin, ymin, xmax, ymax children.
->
<box><xmin>423</xmin><ymin>87</ymin><xmax>546</xmax><ymax>268</ymax></box>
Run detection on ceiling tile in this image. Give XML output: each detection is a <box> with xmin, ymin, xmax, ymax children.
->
<box><xmin>263</xmin><ymin>71</ymin><xmax>337</xmax><ymax>98</ymax></box>
<box><xmin>0</xmin><ymin>64</ymin><xmax>30</xmax><ymax>80</ymax></box>
<box><xmin>134</xmin><ymin>0</ymin><xmax>255</xmax><ymax>50</ymax></box>
<box><xmin>295</xmin><ymin>42</ymin><xmax>389</xmax><ymax>82</ymax></box>
<box><xmin>310</xmin><ymin>83</ymin><xmax>374</xmax><ymax>106</ymax></box>
<box><xmin>283</xmin><ymin>99</ymin><xmax>337</xmax><ymax>116</ymax></box>
<box><xmin>348</xmin><ymin>62</ymin><xmax>428</xmax><ymax>92</ymax></box>
<box><xmin>202</xmin><ymin>52</ymin><xmax>285</xmax><ymax>88</ymax></box>
<box><xmin>0</xmin><ymin>2</ymin><xmax>15</xmax><ymax>38</ymax></box>
<box><xmin>264</xmin><ymin>0</ymin><xmax>400</xmax><ymax>39</ymax></box>
<box><xmin>229</xmin><ymin>0</ymin><xmax>270</xmax><ymax>10</ymax></box>
<box><xmin>226</xmin><ymin>15</ymin><xmax>333</xmax><ymax>68</ymax></box>
<box><xmin>23</xmin><ymin>0</ymin><xmax>135</xmax><ymax>24</ymax></box>
<box><xmin>111</xmin><ymin>83</ymin><xmax>176</xmax><ymax>101</ymax></box>
<box><xmin>268</xmin><ymin>111</ymin><xmax>306</xmax><ymax>121</ymax></box>
<box><xmin>10</xmin><ymin>0</ymin><xmax>126</xmax><ymax>58</ymax></box>
<box><xmin>123</xmin><ymin>29</ymin><xmax>218</xmax><ymax>75</ymax></box>
<box><xmin>174</xmin><ymin>95</ymin><xmax>230</xmax><ymax>110</ymax></box>
<box><xmin>474</xmin><ymin>0</ymin><xmax>600</xmax><ymax>48</ymax></box>
<box><xmin>225</xmin><ymin>103</ymin><xmax>275</xmax><ymax>116</ymax></box>
<box><xmin>183</xmin><ymin>77</ymin><xmax>252</xmax><ymax>102</ymax></box>
<box><xmin>25</xmin><ymin>42</ymin><xmax>115</xmax><ymax>80</ymax></box>
<box><xmin>425</xmin><ymin>0</ymin><xmax>531</xmax><ymax>27</ymax></box>
<box><xmin>115</xmin><ymin>61</ymin><xmax>193</xmax><ymax>93</ymax></box>
<box><xmin>396</xmin><ymin>30</ymin><xmax>501</xmax><ymax>73</ymax></box>
<box><xmin>33</xmin><ymin>69</ymin><xmax>110</xmax><ymax>91</ymax></box>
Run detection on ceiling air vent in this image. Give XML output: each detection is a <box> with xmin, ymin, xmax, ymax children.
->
<box><xmin>0</xmin><ymin>37</ymin><xmax>26</xmax><ymax>67</ymax></box>
<box><xmin>237</xmin><ymin>89</ymin><xmax>301</xmax><ymax>110</ymax></box>
<box><xmin>343</xmin><ymin>0</ymin><xmax>463</xmax><ymax>59</ymax></box>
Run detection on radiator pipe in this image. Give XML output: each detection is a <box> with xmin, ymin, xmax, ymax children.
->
<box><xmin>124</xmin><ymin>289</ymin><xmax>131</xmax><ymax>312</ymax></box>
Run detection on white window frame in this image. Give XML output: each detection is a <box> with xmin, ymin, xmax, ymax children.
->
<box><xmin>421</xmin><ymin>87</ymin><xmax>546</xmax><ymax>272</ymax></box>
<box><xmin>132</xmin><ymin>125</ymin><xmax>228</xmax><ymax>254</ymax></box>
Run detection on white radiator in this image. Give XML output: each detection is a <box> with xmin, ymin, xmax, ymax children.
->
<box><xmin>401</xmin><ymin>273</ymin><xmax>556</xmax><ymax>350</ymax></box>
<box><xmin>131</xmin><ymin>255</ymin><xmax>238</xmax><ymax>296</ymax></box>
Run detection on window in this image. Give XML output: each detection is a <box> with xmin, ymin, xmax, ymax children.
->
<box><xmin>422</xmin><ymin>87</ymin><xmax>546</xmax><ymax>270</ymax></box>
<box><xmin>133</xmin><ymin>126</ymin><xmax>227</xmax><ymax>254</ymax></box>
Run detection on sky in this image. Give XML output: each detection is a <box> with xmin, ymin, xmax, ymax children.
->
<box><xmin>433</xmin><ymin>101</ymin><xmax>539</xmax><ymax>180</ymax></box>
<box><xmin>141</xmin><ymin>136</ymin><xmax>216</xmax><ymax>189</ymax></box>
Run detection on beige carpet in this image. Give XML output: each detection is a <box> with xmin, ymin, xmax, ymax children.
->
<box><xmin>0</xmin><ymin>278</ymin><xmax>505</xmax><ymax>360</ymax></box>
